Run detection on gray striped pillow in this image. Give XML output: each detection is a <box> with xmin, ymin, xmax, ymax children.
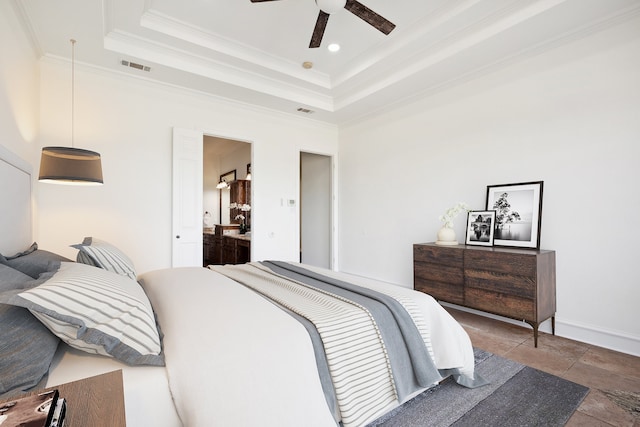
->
<box><xmin>4</xmin><ymin>262</ymin><xmax>164</xmax><ymax>366</ymax></box>
<box><xmin>72</xmin><ymin>237</ymin><xmax>137</xmax><ymax>280</ymax></box>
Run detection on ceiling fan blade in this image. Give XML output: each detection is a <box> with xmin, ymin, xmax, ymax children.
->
<box><xmin>344</xmin><ymin>0</ymin><xmax>395</xmax><ymax>35</ymax></box>
<box><xmin>309</xmin><ymin>10</ymin><xmax>330</xmax><ymax>48</ymax></box>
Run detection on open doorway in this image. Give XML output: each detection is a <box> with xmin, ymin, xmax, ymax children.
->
<box><xmin>300</xmin><ymin>152</ymin><xmax>332</xmax><ymax>269</ymax></box>
<box><xmin>203</xmin><ymin>136</ymin><xmax>252</xmax><ymax>266</ymax></box>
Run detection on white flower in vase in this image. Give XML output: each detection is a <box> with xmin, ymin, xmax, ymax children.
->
<box><xmin>436</xmin><ymin>202</ymin><xmax>470</xmax><ymax>245</ymax></box>
<box><xmin>439</xmin><ymin>202</ymin><xmax>470</xmax><ymax>228</ymax></box>
<box><xmin>235</xmin><ymin>214</ymin><xmax>247</xmax><ymax>234</ymax></box>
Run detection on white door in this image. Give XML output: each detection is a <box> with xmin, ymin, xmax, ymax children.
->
<box><xmin>172</xmin><ymin>127</ymin><xmax>203</xmax><ymax>267</ymax></box>
<box><xmin>300</xmin><ymin>152</ymin><xmax>332</xmax><ymax>268</ymax></box>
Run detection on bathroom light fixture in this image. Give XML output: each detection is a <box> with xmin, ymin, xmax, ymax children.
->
<box><xmin>39</xmin><ymin>39</ymin><xmax>103</xmax><ymax>185</ymax></box>
<box><xmin>217</xmin><ymin>170</ymin><xmax>236</xmax><ymax>189</ymax></box>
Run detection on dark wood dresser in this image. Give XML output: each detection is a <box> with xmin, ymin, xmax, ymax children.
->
<box><xmin>413</xmin><ymin>243</ymin><xmax>556</xmax><ymax>347</ymax></box>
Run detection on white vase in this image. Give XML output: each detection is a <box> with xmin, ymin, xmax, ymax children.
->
<box><xmin>436</xmin><ymin>226</ymin><xmax>458</xmax><ymax>246</ymax></box>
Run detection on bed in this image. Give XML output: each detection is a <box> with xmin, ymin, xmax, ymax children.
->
<box><xmin>0</xmin><ymin>146</ymin><xmax>484</xmax><ymax>427</ymax></box>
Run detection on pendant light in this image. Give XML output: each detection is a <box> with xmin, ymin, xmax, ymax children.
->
<box><xmin>39</xmin><ymin>39</ymin><xmax>103</xmax><ymax>185</ymax></box>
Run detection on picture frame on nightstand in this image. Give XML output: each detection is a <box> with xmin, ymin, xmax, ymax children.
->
<box><xmin>465</xmin><ymin>210</ymin><xmax>496</xmax><ymax>246</ymax></box>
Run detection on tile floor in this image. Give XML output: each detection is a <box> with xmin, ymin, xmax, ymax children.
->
<box><xmin>445</xmin><ymin>307</ymin><xmax>640</xmax><ymax>427</ymax></box>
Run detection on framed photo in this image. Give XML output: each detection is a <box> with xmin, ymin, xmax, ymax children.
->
<box><xmin>486</xmin><ymin>181</ymin><xmax>543</xmax><ymax>249</ymax></box>
<box><xmin>465</xmin><ymin>210</ymin><xmax>496</xmax><ymax>246</ymax></box>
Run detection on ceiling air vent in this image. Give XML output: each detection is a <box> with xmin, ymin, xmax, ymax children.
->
<box><xmin>121</xmin><ymin>60</ymin><xmax>151</xmax><ymax>72</ymax></box>
<box><xmin>297</xmin><ymin>107</ymin><xmax>314</xmax><ymax>114</ymax></box>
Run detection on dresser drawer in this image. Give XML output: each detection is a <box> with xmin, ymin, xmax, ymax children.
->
<box><xmin>465</xmin><ymin>268</ymin><xmax>536</xmax><ymax>299</ymax></box>
<box><xmin>414</xmin><ymin>244</ymin><xmax>463</xmax><ymax>268</ymax></box>
<box><xmin>464</xmin><ymin>249</ymin><xmax>536</xmax><ymax>276</ymax></box>
<box><xmin>414</xmin><ymin>244</ymin><xmax>464</xmax><ymax>304</ymax></box>
<box><xmin>414</xmin><ymin>261</ymin><xmax>463</xmax><ymax>285</ymax></box>
<box><xmin>414</xmin><ymin>280</ymin><xmax>464</xmax><ymax>305</ymax></box>
<box><xmin>465</xmin><ymin>287</ymin><xmax>534</xmax><ymax>321</ymax></box>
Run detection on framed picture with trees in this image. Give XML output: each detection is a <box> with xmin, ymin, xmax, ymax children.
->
<box><xmin>485</xmin><ymin>181</ymin><xmax>543</xmax><ymax>249</ymax></box>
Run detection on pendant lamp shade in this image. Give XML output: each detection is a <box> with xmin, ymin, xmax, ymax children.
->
<box><xmin>39</xmin><ymin>146</ymin><xmax>103</xmax><ymax>185</ymax></box>
<box><xmin>39</xmin><ymin>39</ymin><xmax>104</xmax><ymax>185</ymax></box>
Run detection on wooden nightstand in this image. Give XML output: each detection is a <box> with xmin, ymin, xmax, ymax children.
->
<box><xmin>1</xmin><ymin>370</ymin><xmax>126</xmax><ymax>427</ymax></box>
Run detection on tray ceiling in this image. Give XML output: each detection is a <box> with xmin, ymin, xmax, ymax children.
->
<box><xmin>15</xmin><ymin>0</ymin><xmax>640</xmax><ymax>124</ymax></box>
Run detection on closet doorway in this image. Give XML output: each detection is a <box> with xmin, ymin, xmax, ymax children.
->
<box><xmin>300</xmin><ymin>152</ymin><xmax>332</xmax><ymax>269</ymax></box>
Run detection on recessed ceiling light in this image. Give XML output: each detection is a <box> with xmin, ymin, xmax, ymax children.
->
<box><xmin>302</xmin><ymin>61</ymin><xmax>313</xmax><ymax>69</ymax></box>
<box><xmin>328</xmin><ymin>43</ymin><xmax>340</xmax><ymax>52</ymax></box>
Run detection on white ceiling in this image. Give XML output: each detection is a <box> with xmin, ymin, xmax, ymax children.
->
<box><xmin>14</xmin><ymin>0</ymin><xmax>640</xmax><ymax>124</ymax></box>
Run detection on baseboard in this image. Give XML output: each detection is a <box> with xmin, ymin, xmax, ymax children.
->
<box><xmin>555</xmin><ymin>318</ymin><xmax>640</xmax><ymax>357</ymax></box>
<box><xmin>440</xmin><ymin>302</ymin><xmax>640</xmax><ymax>357</ymax></box>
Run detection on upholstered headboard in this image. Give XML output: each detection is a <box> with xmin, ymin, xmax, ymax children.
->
<box><xmin>0</xmin><ymin>145</ymin><xmax>32</xmax><ymax>255</ymax></box>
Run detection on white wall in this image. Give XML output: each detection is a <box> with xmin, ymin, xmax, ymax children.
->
<box><xmin>34</xmin><ymin>59</ymin><xmax>338</xmax><ymax>274</ymax></box>
<box><xmin>339</xmin><ymin>16</ymin><xmax>640</xmax><ymax>355</ymax></box>
<box><xmin>0</xmin><ymin>1</ymin><xmax>39</xmax><ymax>165</ymax></box>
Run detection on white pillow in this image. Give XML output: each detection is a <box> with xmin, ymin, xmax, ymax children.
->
<box><xmin>4</xmin><ymin>262</ymin><xmax>163</xmax><ymax>366</ymax></box>
<box><xmin>72</xmin><ymin>237</ymin><xmax>137</xmax><ymax>280</ymax></box>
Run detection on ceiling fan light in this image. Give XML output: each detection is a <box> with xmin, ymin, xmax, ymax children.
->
<box><xmin>315</xmin><ymin>0</ymin><xmax>346</xmax><ymax>14</ymax></box>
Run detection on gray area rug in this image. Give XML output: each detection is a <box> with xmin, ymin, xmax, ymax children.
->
<box><xmin>367</xmin><ymin>348</ymin><xmax>589</xmax><ymax>427</ymax></box>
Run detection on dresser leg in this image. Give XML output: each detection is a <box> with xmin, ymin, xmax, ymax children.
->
<box><xmin>525</xmin><ymin>320</ymin><xmax>539</xmax><ymax>347</ymax></box>
<box><xmin>551</xmin><ymin>316</ymin><xmax>556</xmax><ymax>336</ymax></box>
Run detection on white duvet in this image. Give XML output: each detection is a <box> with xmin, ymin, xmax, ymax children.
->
<box><xmin>137</xmin><ymin>264</ymin><xmax>478</xmax><ymax>427</ymax></box>
<box><xmin>45</xmin><ymin>265</ymin><xmax>477</xmax><ymax>427</ymax></box>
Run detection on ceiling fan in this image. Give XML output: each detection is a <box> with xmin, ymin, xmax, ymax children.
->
<box><xmin>250</xmin><ymin>0</ymin><xmax>396</xmax><ymax>48</ymax></box>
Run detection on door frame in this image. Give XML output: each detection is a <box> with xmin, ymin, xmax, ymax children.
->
<box><xmin>173</xmin><ymin>127</ymin><xmax>253</xmax><ymax>266</ymax></box>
